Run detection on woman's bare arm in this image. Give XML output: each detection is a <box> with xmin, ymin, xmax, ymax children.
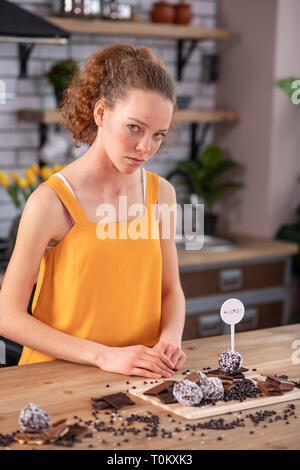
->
<box><xmin>0</xmin><ymin>186</ymin><xmax>105</xmax><ymax>366</ymax></box>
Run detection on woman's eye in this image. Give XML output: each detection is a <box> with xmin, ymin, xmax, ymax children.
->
<box><xmin>155</xmin><ymin>133</ymin><xmax>166</xmax><ymax>140</ymax></box>
<box><xmin>128</xmin><ymin>125</ymin><xmax>166</xmax><ymax>140</ymax></box>
<box><xmin>128</xmin><ymin>124</ymin><xmax>139</xmax><ymax>132</ymax></box>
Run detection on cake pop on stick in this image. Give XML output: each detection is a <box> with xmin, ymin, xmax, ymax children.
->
<box><xmin>219</xmin><ymin>298</ymin><xmax>245</xmax><ymax>373</ymax></box>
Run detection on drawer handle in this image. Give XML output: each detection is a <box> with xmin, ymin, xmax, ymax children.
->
<box><xmin>197</xmin><ymin>313</ymin><xmax>223</xmax><ymax>337</ymax></box>
<box><xmin>219</xmin><ymin>268</ymin><xmax>243</xmax><ymax>291</ymax></box>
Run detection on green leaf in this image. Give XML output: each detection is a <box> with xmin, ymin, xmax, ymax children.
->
<box><xmin>275</xmin><ymin>78</ymin><xmax>300</xmax><ymax>98</ymax></box>
<box><xmin>201</xmin><ymin>145</ymin><xmax>222</xmax><ymax>169</ymax></box>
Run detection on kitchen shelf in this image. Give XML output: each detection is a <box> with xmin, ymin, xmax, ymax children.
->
<box><xmin>18</xmin><ymin>108</ymin><xmax>242</xmax><ymax>162</ymax></box>
<box><xmin>17</xmin><ymin>108</ymin><xmax>242</xmax><ymax>125</ymax></box>
<box><xmin>46</xmin><ymin>16</ymin><xmax>229</xmax><ymax>82</ymax></box>
<box><xmin>18</xmin><ymin>19</ymin><xmax>238</xmax><ymax>161</ymax></box>
<box><xmin>46</xmin><ymin>16</ymin><xmax>230</xmax><ymax>40</ymax></box>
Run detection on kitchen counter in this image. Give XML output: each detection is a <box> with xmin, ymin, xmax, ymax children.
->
<box><xmin>0</xmin><ymin>324</ymin><xmax>299</xmax><ymax>450</ymax></box>
<box><xmin>0</xmin><ymin>234</ymin><xmax>298</xmax><ymax>287</ymax></box>
<box><xmin>177</xmin><ymin>233</ymin><xmax>298</xmax><ymax>267</ymax></box>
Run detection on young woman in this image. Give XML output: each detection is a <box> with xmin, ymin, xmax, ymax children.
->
<box><xmin>0</xmin><ymin>44</ymin><xmax>187</xmax><ymax>379</ymax></box>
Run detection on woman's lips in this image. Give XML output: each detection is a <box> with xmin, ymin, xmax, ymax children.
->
<box><xmin>126</xmin><ymin>157</ymin><xmax>144</xmax><ymax>165</ymax></box>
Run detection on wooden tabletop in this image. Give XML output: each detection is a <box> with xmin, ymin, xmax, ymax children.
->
<box><xmin>0</xmin><ymin>324</ymin><xmax>299</xmax><ymax>450</ymax></box>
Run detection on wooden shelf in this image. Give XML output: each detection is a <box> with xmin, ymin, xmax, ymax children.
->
<box><xmin>174</xmin><ymin>109</ymin><xmax>242</xmax><ymax>123</ymax></box>
<box><xmin>17</xmin><ymin>108</ymin><xmax>242</xmax><ymax>125</ymax></box>
<box><xmin>46</xmin><ymin>16</ymin><xmax>230</xmax><ymax>40</ymax></box>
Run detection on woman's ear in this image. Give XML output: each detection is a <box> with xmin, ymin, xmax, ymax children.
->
<box><xmin>94</xmin><ymin>100</ymin><xmax>106</xmax><ymax>127</ymax></box>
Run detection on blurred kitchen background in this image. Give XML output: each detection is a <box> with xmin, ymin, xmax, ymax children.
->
<box><xmin>0</xmin><ymin>0</ymin><xmax>299</xmax><ymax>365</ymax></box>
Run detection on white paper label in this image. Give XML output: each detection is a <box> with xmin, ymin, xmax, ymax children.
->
<box><xmin>220</xmin><ymin>298</ymin><xmax>245</xmax><ymax>325</ymax></box>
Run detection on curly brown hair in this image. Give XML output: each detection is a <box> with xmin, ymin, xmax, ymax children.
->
<box><xmin>59</xmin><ymin>44</ymin><xmax>177</xmax><ymax>148</ymax></box>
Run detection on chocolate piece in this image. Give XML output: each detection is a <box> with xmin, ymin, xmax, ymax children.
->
<box><xmin>158</xmin><ymin>391</ymin><xmax>178</xmax><ymax>404</ymax></box>
<box><xmin>207</xmin><ymin>368</ymin><xmax>247</xmax><ymax>379</ymax></box>
<box><xmin>143</xmin><ymin>381</ymin><xmax>176</xmax><ymax>396</ymax></box>
<box><xmin>184</xmin><ymin>371</ymin><xmax>206</xmax><ymax>385</ymax></box>
<box><xmin>223</xmin><ymin>383</ymin><xmax>235</xmax><ymax>393</ymax></box>
<box><xmin>91</xmin><ymin>400</ymin><xmax>111</xmax><ymax>410</ymax></box>
<box><xmin>16</xmin><ymin>418</ymin><xmax>87</xmax><ymax>445</ymax></box>
<box><xmin>91</xmin><ymin>392</ymin><xmax>135</xmax><ymax>410</ymax></box>
<box><xmin>251</xmin><ymin>376</ymin><xmax>266</xmax><ymax>384</ymax></box>
<box><xmin>256</xmin><ymin>381</ymin><xmax>283</xmax><ymax>397</ymax></box>
<box><xmin>265</xmin><ymin>376</ymin><xmax>295</xmax><ymax>391</ymax></box>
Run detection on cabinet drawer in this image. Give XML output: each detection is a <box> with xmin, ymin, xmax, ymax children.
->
<box><xmin>180</xmin><ymin>261</ymin><xmax>285</xmax><ymax>298</ymax></box>
<box><xmin>182</xmin><ymin>301</ymin><xmax>283</xmax><ymax>340</ymax></box>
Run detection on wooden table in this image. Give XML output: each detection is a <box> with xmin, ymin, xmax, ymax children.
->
<box><xmin>0</xmin><ymin>324</ymin><xmax>299</xmax><ymax>450</ymax></box>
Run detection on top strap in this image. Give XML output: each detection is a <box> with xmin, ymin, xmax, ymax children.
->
<box><xmin>41</xmin><ymin>176</ymin><xmax>88</xmax><ymax>225</ymax></box>
<box><xmin>145</xmin><ymin>170</ymin><xmax>159</xmax><ymax>215</ymax></box>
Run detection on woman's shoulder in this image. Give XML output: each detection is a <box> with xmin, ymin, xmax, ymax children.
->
<box><xmin>26</xmin><ymin>182</ymin><xmax>68</xmax><ymax>227</ymax></box>
<box><xmin>157</xmin><ymin>174</ymin><xmax>176</xmax><ymax>205</ymax></box>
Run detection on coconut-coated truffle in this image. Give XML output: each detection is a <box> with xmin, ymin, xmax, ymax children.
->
<box><xmin>172</xmin><ymin>379</ymin><xmax>203</xmax><ymax>406</ymax></box>
<box><xmin>218</xmin><ymin>349</ymin><xmax>243</xmax><ymax>373</ymax></box>
<box><xmin>18</xmin><ymin>403</ymin><xmax>50</xmax><ymax>431</ymax></box>
<box><xmin>200</xmin><ymin>377</ymin><xmax>224</xmax><ymax>401</ymax></box>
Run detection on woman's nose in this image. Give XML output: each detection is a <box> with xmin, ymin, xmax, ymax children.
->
<box><xmin>136</xmin><ymin>136</ymin><xmax>151</xmax><ymax>153</ymax></box>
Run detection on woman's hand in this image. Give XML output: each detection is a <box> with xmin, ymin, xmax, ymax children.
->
<box><xmin>153</xmin><ymin>340</ymin><xmax>187</xmax><ymax>371</ymax></box>
<box><xmin>96</xmin><ymin>344</ymin><xmax>175</xmax><ymax>379</ymax></box>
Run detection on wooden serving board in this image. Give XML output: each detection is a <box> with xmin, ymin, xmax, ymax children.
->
<box><xmin>129</xmin><ymin>372</ymin><xmax>300</xmax><ymax>420</ymax></box>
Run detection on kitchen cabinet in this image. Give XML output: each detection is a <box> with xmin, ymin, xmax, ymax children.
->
<box><xmin>178</xmin><ymin>235</ymin><xmax>298</xmax><ymax>340</ymax></box>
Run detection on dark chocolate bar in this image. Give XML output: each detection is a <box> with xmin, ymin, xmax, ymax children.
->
<box><xmin>91</xmin><ymin>392</ymin><xmax>135</xmax><ymax>409</ymax></box>
<box><xmin>265</xmin><ymin>376</ymin><xmax>295</xmax><ymax>391</ymax></box>
<box><xmin>143</xmin><ymin>380</ymin><xmax>176</xmax><ymax>396</ymax></box>
<box><xmin>158</xmin><ymin>391</ymin><xmax>178</xmax><ymax>404</ymax></box>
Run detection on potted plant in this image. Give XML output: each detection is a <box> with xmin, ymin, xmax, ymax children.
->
<box><xmin>174</xmin><ymin>144</ymin><xmax>243</xmax><ymax>235</ymax></box>
<box><xmin>46</xmin><ymin>58</ymin><xmax>80</xmax><ymax>107</ymax></box>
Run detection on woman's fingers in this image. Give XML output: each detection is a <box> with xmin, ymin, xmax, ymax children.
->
<box><xmin>173</xmin><ymin>352</ymin><xmax>187</xmax><ymax>370</ymax></box>
<box><xmin>135</xmin><ymin>359</ymin><xmax>174</xmax><ymax>378</ymax></box>
<box><xmin>146</xmin><ymin>348</ymin><xmax>174</xmax><ymax>370</ymax></box>
<box><xmin>169</xmin><ymin>348</ymin><xmax>182</xmax><ymax>367</ymax></box>
<box><xmin>130</xmin><ymin>367</ymin><xmax>162</xmax><ymax>379</ymax></box>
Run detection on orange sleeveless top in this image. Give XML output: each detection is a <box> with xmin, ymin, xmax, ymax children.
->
<box><xmin>18</xmin><ymin>170</ymin><xmax>162</xmax><ymax>365</ymax></box>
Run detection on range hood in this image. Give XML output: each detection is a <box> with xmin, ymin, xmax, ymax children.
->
<box><xmin>0</xmin><ymin>0</ymin><xmax>70</xmax><ymax>77</ymax></box>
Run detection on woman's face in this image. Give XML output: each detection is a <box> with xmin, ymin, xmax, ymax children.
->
<box><xmin>97</xmin><ymin>89</ymin><xmax>174</xmax><ymax>173</ymax></box>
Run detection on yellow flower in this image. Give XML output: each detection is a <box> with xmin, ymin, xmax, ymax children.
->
<box><xmin>40</xmin><ymin>165</ymin><xmax>53</xmax><ymax>181</ymax></box>
<box><xmin>0</xmin><ymin>171</ymin><xmax>10</xmax><ymax>188</ymax></box>
<box><xmin>25</xmin><ymin>168</ymin><xmax>37</xmax><ymax>186</ymax></box>
<box><xmin>52</xmin><ymin>163</ymin><xmax>63</xmax><ymax>173</ymax></box>
<box><xmin>18</xmin><ymin>178</ymin><xmax>29</xmax><ymax>189</ymax></box>
<box><xmin>10</xmin><ymin>170</ymin><xmax>20</xmax><ymax>183</ymax></box>
<box><xmin>31</xmin><ymin>163</ymin><xmax>40</xmax><ymax>175</ymax></box>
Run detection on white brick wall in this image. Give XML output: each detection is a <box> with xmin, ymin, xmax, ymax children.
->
<box><xmin>0</xmin><ymin>0</ymin><xmax>217</xmax><ymax>237</ymax></box>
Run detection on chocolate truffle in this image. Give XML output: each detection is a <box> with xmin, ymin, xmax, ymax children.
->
<box><xmin>218</xmin><ymin>349</ymin><xmax>243</xmax><ymax>373</ymax></box>
<box><xmin>200</xmin><ymin>377</ymin><xmax>224</xmax><ymax>401</ymax></box>
<box><xmin>173</xmin><ymin>379</ymin><xmax>203</xmax><ymax>406</ymax></box>
<box><xmin>190</xmin><ymin>370</ymin><xmax>207</xmax><ymax>382</ymax></box>
<box><xmin>18</xmin><ymin>403</ymin><xmax>50</xmax><ymax>431</ymax></box>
